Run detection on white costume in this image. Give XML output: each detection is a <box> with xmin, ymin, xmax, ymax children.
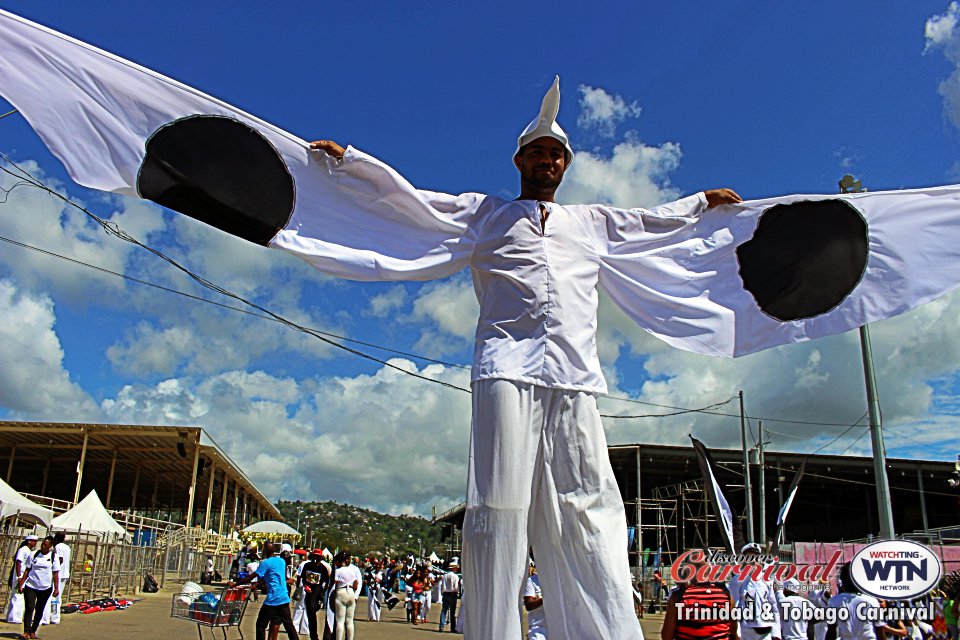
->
<box><xmin>827</xmin><ymin>592</ymin><xmax>887</xmax><ymax>640</ymax></box>
<box><xmin>281</xmin><ymin>84</ymin><xmax>703</xmax><ymax>639</ymax></box>
<box><xmin>778</xmin><ymin>593</ymin><xmax>813</xmax><ymax>640</ymax></box>
<box><xmin>729</xmin><ymin>573</ymin><xmax>781</xmax><ymax>640</ymax></box>
<box><xmin>366</xmin><ymin>570</ymin><xmax>382</xmax><ymax>622</ymax></box>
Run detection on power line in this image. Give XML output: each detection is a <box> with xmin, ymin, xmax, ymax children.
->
<box><xmin>0</xmin><ymin>233</ymin><xmax>472</xmax><ymax>371</ymax></box>
<box><xmin>0</xmin><ymin>153</ymin><xmax>472</xmax><ymax>394</ymax></box>
<box><xmin>0</xmin><ymin>152</ymin><xmax>953</xmax><ymax>438</ymax></box>
<box><xmin>599</xmin><ymin>395</ymin><xmax>737</xmax><ymax>419</ymax></box>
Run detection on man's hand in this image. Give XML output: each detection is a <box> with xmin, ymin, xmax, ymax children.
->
<box><xmin>309</xmin><ymin>140</ymin><xmax>346</xmax><ymax>159</ymax></box>
<box><xmin>704</xmin><ymin>188</ymin><xmax>742</xmax><ymax>208</ymax></box>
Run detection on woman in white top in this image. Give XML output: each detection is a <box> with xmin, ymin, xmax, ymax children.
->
<box><xmin>17</xmin><ymin>536</ymin><xmax>59</xmax><ymax>640</ymax></box>
<box><xmin>328</xmin><ymin>552</ymin><xmax>362</xmax><ymax>640</ymax></box>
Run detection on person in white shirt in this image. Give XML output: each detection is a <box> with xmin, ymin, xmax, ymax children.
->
<box><xmin>327</xmin><ymin>552</ymin><xmax>362</xmax><ymax>640</ymax></box>
<box><xmin>439</xmin><ymin>559</ymin><xmax>461</xmax><ymax>632</ymax></box>
<box><xmin>524</xmin><ymin>562</ymin><xmax>548</xmax><ymax>640</ymax></box>
<box><xmin>728</xmin><ymin>543</ymin><xmax>781</xmax><ymax>640</ymax></box>
<box><xmin>10</xmin><ymin>535</ymin><xmax>37</xmax><ymax>590</ymax></box>
<box><xmin>17</xmin><ymin>536</ymin><xmax>59</xmax><ymax>640</ymax></box>
<box><xmin>778</xmin><ymin>579</ymin><xmax>814</xmax><ymax>640</ymax></box>
<box><xmin>825</xmin><ymin>564</ymin><xmax>908</xmax><ymax>640</ymax></box>
<box><xmin>52</xmin><ymin>533</ymin><xmax>70</xmax><ymax>602</ymax></box>
<box><xmin>306</xmin><ymin>79</ymin><xmax>740</xmax><ymax>640</ymax></box>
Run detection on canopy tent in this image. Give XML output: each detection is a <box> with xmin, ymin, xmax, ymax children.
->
<box><xmin>241</xmin><ymin>520</ymin><xmax>300</xmax><ymax>542</ymax></box>
<box><xmin>429</xmin><ymin>552</ymin><xmax>441</xmax><ymax>564</ymax></box>
<box><xmin>0</xmin><ymin>477</ymin><xmax>52</xmax><ymax>527</ymax></box>
<box><xmin>51</xmin><ymin>490</ymin><xmax>130</xmax><ymax>541</ymax></box>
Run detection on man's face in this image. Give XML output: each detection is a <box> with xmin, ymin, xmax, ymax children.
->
<box><xmin>514</xmin><ymin>137</ymin><xmax>568</xmax><ymax>191</ymax></box>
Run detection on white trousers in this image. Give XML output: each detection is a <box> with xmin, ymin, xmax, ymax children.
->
<box><xmin>461</xmin><ymin>379</ymin><xmax>642</xmax><ymax>640</ymax></box>
<box><xmin>421</xmin><ymin>590</ymin><xmax>431</xmax><ymax>620</ymax></box>
<box><xmin>334</xmin><ymin>588</ymin><xmax>357</xmax><ymax>640</ymax></box>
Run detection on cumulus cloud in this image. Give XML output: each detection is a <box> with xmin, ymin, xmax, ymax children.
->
<box><xmin>0</xmin><ymin>160</ymin><xmax>346</xmax><ymax>378</ymax></box>
<box><xmin>558</xmin><ymin>133</ymin><xmax>682</xmax><ymax>208</ymax></box>
<box><xmin>100</xmin><ymin>361</ymin><xmax>472</xmax><ymax>513</ymax></box>
<box><xmin>577</xmin><ymin>85</ymin><xmax>642</xmax><ymax>138</ymax></box>
<box><xmin>0</xmin><ymin>280</ymin><xmax>100</xmax><ymax>419</ymax></box>
<box><xmin>593</xmin><ymin>286</ymin><xmax>960</xmax><ymax>463</ymax></box>
<box><xmin>925</xmin><ymin>2</ymin><xmax>959</xmax><ymax>50</ymax></box>
<box><xmin>925</xmin><ymin>3</ymin><xmax>960</xmax><ymax>130</ymax></box>
<box><xmin>365</xmin><ymin>285</ymin><xmax>408</xmax><ymax>318</ymax></box>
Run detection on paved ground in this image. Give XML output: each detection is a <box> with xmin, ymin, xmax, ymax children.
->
<box><xmin>0</xmin><ymin>589</ymin><xmax>666</xmax><ymax>639</ymax></box>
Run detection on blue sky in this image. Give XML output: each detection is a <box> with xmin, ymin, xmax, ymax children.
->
<box><xmin>1</xmin><ymin>1</ymin><xmax>960</xmax><ymax>515</ymax></box>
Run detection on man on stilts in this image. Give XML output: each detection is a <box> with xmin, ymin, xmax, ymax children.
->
<box><xmin>311</xmin><ymin>78</ymin><xmax>740</xmax><ymax>638</ymax></box>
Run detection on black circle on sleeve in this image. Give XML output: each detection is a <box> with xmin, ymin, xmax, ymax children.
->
<box><xmin>737</xmin><ymin>199</ymin><xmax>868</xmax><ymax>321</ymax></box>
<box><xmin>137</xmin><ymin>115</ymin><xmax>295</xmax><ymax>245</ymax></box>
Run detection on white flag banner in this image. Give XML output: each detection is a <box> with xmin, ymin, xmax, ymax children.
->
<box><xmin>4</xmin><ymin>8</ymin><xmax>960</xmax><ymax>358</ymax></box>
<box><xmin>690</xmin><ymin>436</ymin><xmax>736</xmax><ymax>554</ymax></box>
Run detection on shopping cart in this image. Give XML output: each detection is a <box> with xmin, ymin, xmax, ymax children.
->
<box><xmin>171</xmin><ymin>585</ymin><xmax>252</xmax><ymax>640</ymax></box>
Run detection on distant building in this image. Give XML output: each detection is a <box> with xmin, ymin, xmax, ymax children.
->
<box><xmin>435</xmin><ymin>443</ymin><xmax>960</xmax><ymax>566</ymax></box>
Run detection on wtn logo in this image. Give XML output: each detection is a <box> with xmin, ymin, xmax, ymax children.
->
<box><xmin>860</xmin><ymin>559</ymin><xmax>927</xmax><ymax>582</ymax></box>
<box><xmin>851</xmin><ymin>540</ymin><xmax>941</xmax><ymax>600</ymax></box>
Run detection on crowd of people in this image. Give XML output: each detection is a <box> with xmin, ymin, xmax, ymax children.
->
<box><xmin>226</xmin><ymin>542</ymin><xmax>466</xmax><ymax>639</ymax></box>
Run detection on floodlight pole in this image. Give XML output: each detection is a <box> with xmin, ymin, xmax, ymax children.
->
<box><xmin>840</xmin><ymin>175</ymin><xmax>895</xmax><ymax>540</ymax></box>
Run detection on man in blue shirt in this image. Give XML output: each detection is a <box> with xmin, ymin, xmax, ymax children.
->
<box><xmin>230</xmin><ymin>542</ymin><xmax>298</xmax><ymax>640</ymax></box>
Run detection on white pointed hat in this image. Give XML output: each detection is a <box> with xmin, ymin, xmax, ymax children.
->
<box><xmin>515</xmin><ymin>76</ymin><xmax>574</xmax><ymax>162</ymax></box>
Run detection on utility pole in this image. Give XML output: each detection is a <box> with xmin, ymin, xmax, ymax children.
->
<box><xmin>757</xmin><ymin>423</ymin><xmax>767</xmax><ymax>545</ymax></box>
<box><xmin>839</xmin><ymin>174</ymin><xmax>895</xmax><ymax>540</ymax></box>
<box><xmin>739</xmin><ymin>390</ymin><xmax>755</xmax><ymax>542</ymax></box>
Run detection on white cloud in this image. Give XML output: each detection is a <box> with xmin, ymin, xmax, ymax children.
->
<box><xmin>558</xmin><ymin>132</ymin><xmax>682</xmax><ymax>208</ymax></box>
<box><xmin>925</xmin><ymin>3</ymin><xmax>960</xmax><ymax>130</ymax></box>
<box><xmin>408</xmin><ymin>276</ymin><xmax>478</xmax><ymax>343</ymax></box>
<box><xmin>365</xmin><ymin>285</ymin><xmax>408</xmax><ymax>318</ymax></box>
<box><xmin>594</xmin><ymin>288</ymin><xmax>960</xmax><ymax>462</ymax></box>
<box><xmin>0</xmin><ymin>160</ymin><xmax>347</xmax><ymax>378</ymax></box>
<box><xmin>0</xmin><ymin>279</ymin><xmax>100</xmax><ymax>418</ymax></box>
<box><xmin>99</xmin><ymin>361</ymin><xmax>472</xmax><ymax>514</ymax></box>
<box><xmin>925</xmin><ymin>2</ymin><xmax>959</xmax><ymax>50</ymax></box>
<box><xmin>577</xmin><ymin>85</ymin><xmax>642</xmax><ymax>138</ymax></box>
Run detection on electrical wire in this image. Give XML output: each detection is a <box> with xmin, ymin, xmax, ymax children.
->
<box><xmin>0</xmin><ymin>149</ymin><xmax>954</xmax><ymax>441</ymax></box>
<box><xmin>599</xmin><ymin>395</ymin><xmax>737</xmax><ymax>418</ymax></box>
<box><xmin>0</xmin><ymin>152</ymin><xmax>472</xmax><ymax>393</ymax></box>
<box><xmin>0</xmin><ymin>233</ymin><xmax>472</xmax><ymax>370</ymax></box>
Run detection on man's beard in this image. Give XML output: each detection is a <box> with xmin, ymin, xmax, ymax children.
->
<box><xmin>525</xmin><ymin>169</ymin><xmax>563</xmax><ymax>191</ymax></box>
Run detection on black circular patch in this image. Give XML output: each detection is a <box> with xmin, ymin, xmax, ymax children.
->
<box><xmin>736</xmin><ymin>199</ymin><xmax>868</xmax><ymax>321</ymax></box>
<box><xmin>136</xmin><ymin>115</ymin><xmax>294</xmax><ymax>245</ymax></box>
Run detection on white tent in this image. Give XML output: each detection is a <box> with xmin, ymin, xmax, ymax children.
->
<box><xmin>51</xmin><ymin>490</ymin><xmax>130</xmax><ymax>541</ymax></box>
<box><xmin>242</xmin><ymin>521</ymin><xmax>300</xmax><ymax>537</ymax></box>
<box><xmin>0</xmin><ymin>477</ymin><xmax>52</xmax><ymax>527</ymax></box>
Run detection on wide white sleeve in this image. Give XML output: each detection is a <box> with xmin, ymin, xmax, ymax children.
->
<box><xmin>593</xmin><ymin>193</ymin><xmax>724</xmax><ymax>350</ymax></box>
<box><xmin>269</xmin><ymin>146</ymin><xmax>485</xmax><ymax>282</ymax></box>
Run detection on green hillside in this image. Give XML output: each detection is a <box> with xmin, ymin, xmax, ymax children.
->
<box><xmin>274</xmin><ymin>500</ymin><xmax>447</xmax><ymax>558</ymax></box>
